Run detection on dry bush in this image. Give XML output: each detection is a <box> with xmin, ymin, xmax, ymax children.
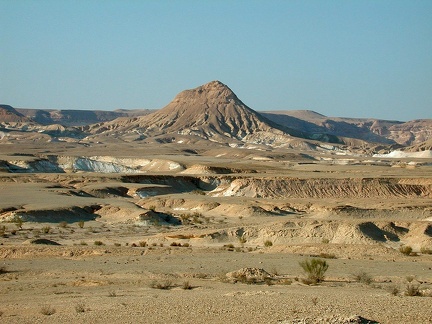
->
<box><xmin>108</xmin><ymin>291</ymin><xmax>117</xmax><ymax>297</ymax></box>
<box><xmin>150</xmin><ymin>280</ymin><xmax>173</xmax><ymax>290</ymax></box>
<box><xmin>59</xmin><ymin>221</ymin><xmax>68</xmax><ymax>228</ymax></box>
<box><xmin>420</xmin><ymin>246</ymin><xmax>432</xmax><ymax>254</ymax></box>
<box><xmin>181</xmin><ymin>281</ymin><xmax>193</xmax><ymax>290</ymax></box>
<box><xmin>94</xmin><ymin>241</ymin><xmax>104</xmax><ymax>246</ymax></box>
<box><xmin>353</xmin><ymin>271</ymin><xmax>373</xmax><ymax>285</ymax></box>
<box><xmin>40</xmin><ymin>304</ymin><xmax>56</xmax><ymax>316</ymax></box>
<box><xmin>75</xmin><ymin>302</ymin><xmax>86</xmax><ymax>313</ymax></box>
<box><xmin>399</xmin><ymin>245</ymin><xmax>413</xmax><ymax>256</ymax></box>
<box><xmin>139</xmin><ymin>241</ymin><xmax>147</xmax><ymax>247</ymax></box>
<box><xmin>319</xmin><ymin>252</ymin><xmax>337</xmax><ymax>259</ymax></box>
<box><xmin>41</xmin><ymin>226</ymin><xmax>51</xmax><ymax>234</ymax></box>
<box><xmin>299</xmin><ymin>258</ymin><xmax>329</xmax><ymax>284</ymax></box>
<box><xmin>389</xmin><ymin>285</ymin><xmax>400</xmax><ymax>296</ymax></box>
<box><xmin>405</xmin><ymin>284</ymin><xmax>421</xmax><ymax>296</ymax></box>
<box><xmin>78</xmin><ymin>220</ymin><xmax>85</xmax><ymax>229</ymax></box>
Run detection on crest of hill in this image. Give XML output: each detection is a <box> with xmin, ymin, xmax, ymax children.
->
<box><xmin>0</xmin><ymin>105</ymin><xmax>31</xmax><ymax>123</ymax></box>
<box><xmin>95</xmin><ymin>81</ymin><xmax>303</xmax><ymax>141</ymax></box>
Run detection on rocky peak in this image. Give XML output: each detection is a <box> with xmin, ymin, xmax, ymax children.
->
<box><xmin>172</xmin><ymin>80</ymin><xmax>240</xmax><ymax>105</ymax></box>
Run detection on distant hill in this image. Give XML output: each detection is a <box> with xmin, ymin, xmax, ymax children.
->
<box><xmin>262</xmin><ymin>111</ymin><xmax>432</xmax><ymax>146</ymax></box>
<box><xmin>0</xmin><ymin>105</ymin><xmax>31</xmax><ymax>123</ymax></box>
<box><xmin>86</xmin><ymin>81</ymin><xmax>313</xmax><ymax>145</ymax></box>
<box><xmin>15</xmin><ymin>108</ymin><xmax>153</xmax><ymax>126</ymax></box>
<box><xmin>2</xmin><ymin>82</ymin><xmax>430</xmax><ymax>149</ymax></box>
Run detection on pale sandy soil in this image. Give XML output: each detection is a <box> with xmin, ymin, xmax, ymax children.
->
<box><xmin>1</xmin><ymin>142</ymin><xmax>431</xmax><ymax>323</ymax></box>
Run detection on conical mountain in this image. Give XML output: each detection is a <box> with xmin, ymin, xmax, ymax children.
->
<box><xmin>91</xmin><ymin>81</ymin><xmax>303</xmax><ymax>143</ymax></box>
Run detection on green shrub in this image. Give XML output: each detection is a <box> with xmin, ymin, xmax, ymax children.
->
<box><xmin>299</xmin><ymin>258</ymin><xmax>329</xmax><ymax>284</ymax></box>
<box><xmin>264</xmin><ymin>240</ymin><xmax>273</xmax><ymax>247</ymax></box>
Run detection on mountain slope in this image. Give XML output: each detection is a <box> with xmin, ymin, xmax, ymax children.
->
<box><xmin>0</xmin><ymin>105</ymin><xmax>31</xmax><ymax>123</ymax></box>
<box><xmin>262</xmin><ymin>111</ymin><xmax>432</xmax><ymax>146</ymax></box>
<box><xmin>88</xmin><ymin>81</ymin><xmax>307</xmax><ymax>145</ymax></box>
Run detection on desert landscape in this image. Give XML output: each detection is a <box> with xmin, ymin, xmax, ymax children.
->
<box><xmin>0</xmin><ymin>81</ymin><xmax>431</xmax><ymax>323</ymax></box>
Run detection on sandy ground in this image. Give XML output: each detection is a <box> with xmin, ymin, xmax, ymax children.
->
<box><xmin>1</xmin><ymin>143</ymin><xmax>432</xmax><ymax>323</ymax></box>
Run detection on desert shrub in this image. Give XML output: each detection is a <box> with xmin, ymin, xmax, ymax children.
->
<box><xmin>40</xmin><ymin>304</ymin><xmax>56</xmax><ymax>316</ymax></box>
<box><xmin>139</xmin><ymin>241</ymin><xmax>147</xmax><ymax>247</ymax></box>
<box><xmin>182</xmin><ymin>281</ymin><xmax>193</xmax><ymax>290</ymax></box>
<box><xmin>420</xmin><ymin>246</ymin><xmax>432</xmax><ymax>254</ymax></box>
<box><xmin>78</xmin><ymin>220</ymin><xmax>85</xmax><ymax>229</ymax></box>
<box><xmin>10</xmin><ymin>229</ymin><xmax>17</xmax><ymax>235</ymax></box>
<box><xmin>264</xmin><ymin>240</ymin><xmax>273</xmax><ymax>247</ymax></box>
<box><xmin>222</xmin><ymin>244</ymin><xmax>235</xmax><ymax>251</ymax></box>
<box><xmin>405</xmin><ymin>284</ymin><xmax>421</xmax><ymax>296</ymax></box>
<box><xmin>59</xmin><ymin>221</ymin><xmax>68</xmax><ymax>228</ymax></box>
<box><xmin>389</xmin><ymin>285</ymin><xmax>400</xmax><ymax>296</ymax></box>
<box><xmin>299</xmin><ymin>258</ymin><xmax>329</xmax><ymax>284</ymax></box>
<box><xmin>75</xmin><ymin>302</ymin><xmax>86</xmax><ymax>313</ymax></box>
<box><xmin>399</xmin><ymin>245</ymin><xmax>413</xmax><ymax>256</ymax></box>
<box><xmin>321</xmin><ymin>238</ymin><xmax>330</xmax><ymax>244</ymax></box>
<box><xmin>0</xmin><ymin>266</ymin><xmax>7</xmax><ymax>275</ymax></box>
<box><xmin>170</xmin><ymin>242</ymin><xmax>179</xmax><ymax>247</ymax></box>
<box><xmin>319</xmin><ymin>252</ymin><xmax>336</xmax><ymax>259</ymax></box>
<box><xmin>183</xmin><ymin>243</ymin><xmax>190</xmax><ymax>247</ymax></box>
<box><xmin>149</xmin><ymin>205</ymin><xmax>156</xmax><ymax>211</ymax></box>
<box><xmin>353</xmin><ymin>271</ymin><xmax>373</xmax><ymax>285</ymax></box>
<box><xmin>108</xmin><ymin>291</ymin><xmax>117</xmax><ymax>297</ymax></box>
<box><xmin>94</xmin><ymin>240</ymin><xmax>104</xmax><ymax>246</ymax></box>
<box><xmin>406</xmin><ymin>275</ymin><xmax>415</xmax><ymax>283</ymax></box>
<box><xmin>41</xmin><ymin>226</ymin><xmax>51</xmax><ymax>234</ymax></box>
<box><xmin>80</xmin><ymin>241</ymin><xmax>88</xmax><ymax>246</ymax></box>
<box><xmin>311</xmin><ymin>297</ymin><xmax>318</xmax><ymax>306</ymax></box>
<box><xmin>13</xmin><ymin>217</ymin><xmax>23</xmax><ymax>229</ymax></box>
<box><xmin>150</xmin><ymin>280</ymin><xmax>173</xmax><ymax>290</ymax></box>
<box><xmin>114</xmin><ymin>243</ymin><xmax>121</xmax><ymax>247</ymax></box>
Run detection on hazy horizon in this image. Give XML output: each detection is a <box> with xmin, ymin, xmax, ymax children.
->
<box><xmin>1</xmin><ymin>1</ymin><xmax>431</xmax><ymax>121</ymax></box>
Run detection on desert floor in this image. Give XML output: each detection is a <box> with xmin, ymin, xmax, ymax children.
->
<box><xmin>1</xmin><ymin>142</ymin><xmax>432</xmax><ymax>323</ymax></box>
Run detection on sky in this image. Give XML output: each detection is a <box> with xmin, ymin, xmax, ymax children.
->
<box><xmin>1</xmin><ymin>0</ymin><xmax>431</xmax><ymax>121</ymax></box>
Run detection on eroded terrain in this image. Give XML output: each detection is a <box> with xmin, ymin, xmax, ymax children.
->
<box><xmin>1</xmin><ymin>141</ymin><xmax>432</xmax><ymax>323</ymax></box>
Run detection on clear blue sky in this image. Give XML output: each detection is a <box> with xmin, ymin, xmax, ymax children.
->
<box><xmin>1</xmin><ymin>0</ymin><xmax>431</xmax><ymax>121</ymax></box>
